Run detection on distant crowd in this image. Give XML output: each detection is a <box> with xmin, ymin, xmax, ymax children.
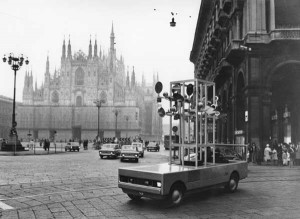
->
<box><xmin>248</xmin><ymin>142</ymin><xmax>299</xmax><ymax>167</ymax></box>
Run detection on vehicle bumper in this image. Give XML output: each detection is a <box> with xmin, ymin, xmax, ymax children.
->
<box><xmin>118</xmin><ymin>182</ymin><xmax>164</xmax><ymax>199</ymax></box>
<box><xmin>121</xmin><ymin>155</ymin><xmax>138</xmax><ymax>159</ymax></box>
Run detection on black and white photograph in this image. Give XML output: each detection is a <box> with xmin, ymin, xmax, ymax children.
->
<box><xmin>0</xmin><ymin>0</ymin><xmax>300</xmax><ymax>218</ymax></box>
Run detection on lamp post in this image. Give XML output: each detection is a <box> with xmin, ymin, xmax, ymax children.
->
<box><xmin>124</xmin><ymin>116</ymin><xmax>129</xmax><ymax>138</ymax></box>
<box><xmin>113</xmin><ymin>108</ymin><xmax>120</xmax><ymax>137</ymax></box>
<box><xmin>94</xmin><ymin>99</ymin><xmax>106</xmax><ymax>141</ymax></box>
<box><xmin>3</xmin><ymin>53</ymin><xmax>29</xmax><ymax>153</ymax></box>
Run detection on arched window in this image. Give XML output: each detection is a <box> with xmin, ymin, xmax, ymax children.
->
<box><xmin>51</xmin><ymin>91</ymin><xmax>59</xmax><ymax>103</ymax></box>
<box><xmin>75</xmin><ymin>67</ymin><xmax>85</xmax><ymax>85</ymax></box>
<box><xmin>76</xmin><ymin>96</ymin><xmax>82</xmax><ymax>106</ymax></box>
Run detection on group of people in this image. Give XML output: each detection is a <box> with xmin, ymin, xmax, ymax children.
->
<box><xmin>248</xmin><ymin>142</ymin><xmax>299</xmax><ymax>167</ymax></box>
<box><xmin>263</xmin><ymin>143</ymin><xmax>298</xmax><ymax>167</ymax></box>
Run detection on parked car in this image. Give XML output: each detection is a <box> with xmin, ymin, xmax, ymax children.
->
<box><xmin>99</xmin><ymin>143</ymin><xmax>120</xmax><ymax>159</ymax></box>
<box><xmin>146</xmin><ymin>142</ymin><xmax>160</xmax><ymax>152</ymax></box>
<box><xmin>65</xmin><ymin>142</ymin><xmax>80</xmax><ymax>152</ymax></box>
<box><xmin>120</xmin><ymin>145</ymin><xmax>139</xmax><ymax>162</ymax></box>
<box><xmin>132</xmin><ymin>142</ymin><xmax>144</xmax><ymax>157</ymax></box>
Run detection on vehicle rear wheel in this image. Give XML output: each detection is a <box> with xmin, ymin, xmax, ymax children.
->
<box><xmin>225</xmin><ymin>172</ymin><xmax>239</xmax><ymax>193</ymax></box>
<box><xmin>168</xmin><ymin>184</ymin><xmax>184</xmax><ymax>206</ymax></box>
<box><xmin>127</xmin><ymin>194</ymin><xmax>141</xmax><ymax>200</ymax></box>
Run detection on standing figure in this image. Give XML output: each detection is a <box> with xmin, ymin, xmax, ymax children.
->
<box><xmin>271</xmin><ymin>147</ymin><xmax>278</xmax><ymax>166</ymax></box>
<box><xmin>264</xmin><ymin>144</ymin><xmax>272</xmax><ymax>164</ymax></box>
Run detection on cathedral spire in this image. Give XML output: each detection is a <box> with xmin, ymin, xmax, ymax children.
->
<box><xmin>88</xmin><ymin>35</ymin><xmax>92</xmax><ymax>59</ymax></box>
<box><xmin>61</xmin><ymin>37</ymin><xmax>66</xmax><ymax>60</ymax></box>
<box><xmin>67</xmin><ymin>35</ymin><xmax>72</xmax><ymax>59</ymax></box>
<box><xmin>131</xmin><ymin>66</ymin><xmax>136</xmax><ymax>88</ymax></box>
<box><xmin>94</xmin><ymin>36</ymin><xmax>98</xmax><ymax>58</ymax></box>
<box><xmin>126</xmin><ymin>66</ymin><xmax>130</xmax><ymax>87</ymax></box>
<box><xmin>46</xmin><ymin>55</ymin><xmax>50</xmax><ymax>74</ymax></box>
<box><xmin>110</xmin><ymin>22</ymin><xmax>115</xmax><ymax>54</ymax></box>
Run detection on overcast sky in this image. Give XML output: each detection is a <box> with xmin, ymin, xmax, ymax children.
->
<box><xmin>0</xmin><ymin>0</ymin><xmax>200</xmax><ymax>102</ymax></box>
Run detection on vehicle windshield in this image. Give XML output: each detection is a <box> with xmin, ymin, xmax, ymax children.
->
<box><xmin>132</xmin><ymin>143</ymin><xmax>142</xmax><ymax>148</ymax></box>
<box><xmin>148</xmin><ymin>142</ymin><xmax>157</xmax><ymax>146</ymax></box>
<box><xmin>102</xmin><ymin>144</ymin><xmax>118</xmax><ymax>149</ymax></box>
<box><xmin>122</xmin><ymin>145</ymin><xmax>136</xmax><ymax>150</ymax></box>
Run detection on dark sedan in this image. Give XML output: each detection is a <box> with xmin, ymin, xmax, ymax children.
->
<box><xmin>146</xmin><ymin>142</ymin><xmax>160</xmax><ymax>152</ymax></box>
<box><xmin>99</xmin><ymin>143</ymin><xmax>120</xmax><ymax>159</ymax></box>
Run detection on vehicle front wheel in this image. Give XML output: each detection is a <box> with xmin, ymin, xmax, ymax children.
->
<box><xmin>127</xmin><ymin>194</ymin><xmax>141</xmax><ymax>201</ymax></box>
<box><xmin>225</xmin><ymin>172</ymin><xmax>239</xmax><ymax>193</ymax></box>
<box><xmin>100</xmin><ymin>155</ymin><xmax>103</xmax><ymax>159</ymax></box>
<box><xmin>168</xmin><ymin>184</ymin><xmax>185</xmax><ymax>206</ymax></box>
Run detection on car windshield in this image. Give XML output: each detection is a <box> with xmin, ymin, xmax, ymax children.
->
<box><xmin>122</xmin><ymin>145</ymin><xmax>136</xmax><ymax>150</ymax></box>
<box><xmin>148</xmin><ymin>142</ymin><xmax>157</xmax><ymax>146</ymax></box>
<box><xmin>102</xmin><ymin>144</ymin><xmax>117</xmax><ymax>149</ymax></box>
<box><xmin>132</xmin><ymin>143</ymin><xmax>142</xmax><ymax>148</ymax></box>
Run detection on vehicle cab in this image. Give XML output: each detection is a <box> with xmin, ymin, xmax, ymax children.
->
<box><xmin>132</xmin><ymin>142</ymin><xmax>144</xmax><ymax>157</ymax></box>
<box><xmin>99</xmin><ymin>143</ymin><xmax>120</xmax><ymax>159</ymax></box>
<box><xmin>118</xmin><ymin>78</ymin><xmax>248</xmax><ymax>205</ymax></box>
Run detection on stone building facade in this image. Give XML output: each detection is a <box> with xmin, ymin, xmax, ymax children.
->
<box><xmin>0</xmin><ymin>95</ymin><xmax>13</xmax><ymax>139</ymax></box>
<box><xmin>17</xmin><ymin>25</ymin><xmax>162</xmax><ymax>141</ymax></box>
<box><xmin>190</xmin><ymin>0</ymin><xmax>300</xmax><ymax>147</ymax></box>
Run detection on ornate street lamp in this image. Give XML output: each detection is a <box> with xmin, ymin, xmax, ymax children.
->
<box><xmin>2</xmin><ymin>53</ymin><xmax>29</xmax><ymax>153</ymax></box>
<box><xmin>94</xmin><ymin>99</ymin><xmax>106</xmax><ymax>141</ymax></box>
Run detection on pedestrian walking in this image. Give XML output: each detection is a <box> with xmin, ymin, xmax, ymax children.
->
<box><xmin>248</xmin><ymin>143</ymin><xmax>254</xmax><ymax>163</ymax></box>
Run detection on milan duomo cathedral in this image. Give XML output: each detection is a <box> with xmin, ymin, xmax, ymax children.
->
<box><xmin>17</xmin><ymin>25</ymin><xmax>162</xmax><ymax>141</ymax></box>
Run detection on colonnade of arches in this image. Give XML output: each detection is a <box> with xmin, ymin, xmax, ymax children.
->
<box><xmin>213</xmin><ymin>61</ymin><xmax>300</xmax><ymax>145</ymax></box>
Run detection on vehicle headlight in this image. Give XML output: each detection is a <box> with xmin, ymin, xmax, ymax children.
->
<box><xmin>135</xmin><ymin>154</ymin><xmax>138</xmax><ymax>157</ymax></box>
<box><xmin>111</xmin><ymin>152</ymin><xmax>113</xmax><ymax>155</ymax></box>
<box><xmin>122</xmin><ymin>154</ymin><xmax>125</xmax><ymax>157</ymax></box>
<box><xmin>157</xmin><ymin>182</ymin><xmax>162</xmax><ymax>188</ymax></box>
<box><xmin>99</xmin><ymin>151</ymin><xmax>102</xmax><ymax>154</ymax></box>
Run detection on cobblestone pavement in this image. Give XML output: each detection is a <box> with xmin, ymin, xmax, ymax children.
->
<box><xmin>0</xmin><ymin>148</ymin><xmax>300</xmax><ymax>219</ymax></box>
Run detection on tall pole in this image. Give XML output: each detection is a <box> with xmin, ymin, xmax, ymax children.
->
<box><xmin>13</xmin><ymin>69</ymin><xmax>17</xmax><ymax>155</ymax></box>
<box><xmin>97</xmin><ymin>105</ymin><xmax>100</xmax><ymax>138</ymax></box>
<box><xmin>115</xmin><ymin>111</ymin><xmax>118</xmax><ymax>137</ymax></box>
<box><xmin>12</xmin><ymin>69</ymin><xmax>16</xmax><ymax>129</ymax></box>
<box><xmin>94</xmin><ymin>99</ymin><xmax>106</xmax><ymax>142</ymax></box>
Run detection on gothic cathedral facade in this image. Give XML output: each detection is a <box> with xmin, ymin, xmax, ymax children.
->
<box><xmin>17</xmin><ymin>25</ymin><xmax>162</xmax><ymax>141</ymax></box>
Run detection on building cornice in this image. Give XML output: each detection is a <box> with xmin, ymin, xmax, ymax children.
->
<box><xmin>190</xmin><ymin>0</ymin><xmax>216</xmax><ymax>63</ymax></box>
